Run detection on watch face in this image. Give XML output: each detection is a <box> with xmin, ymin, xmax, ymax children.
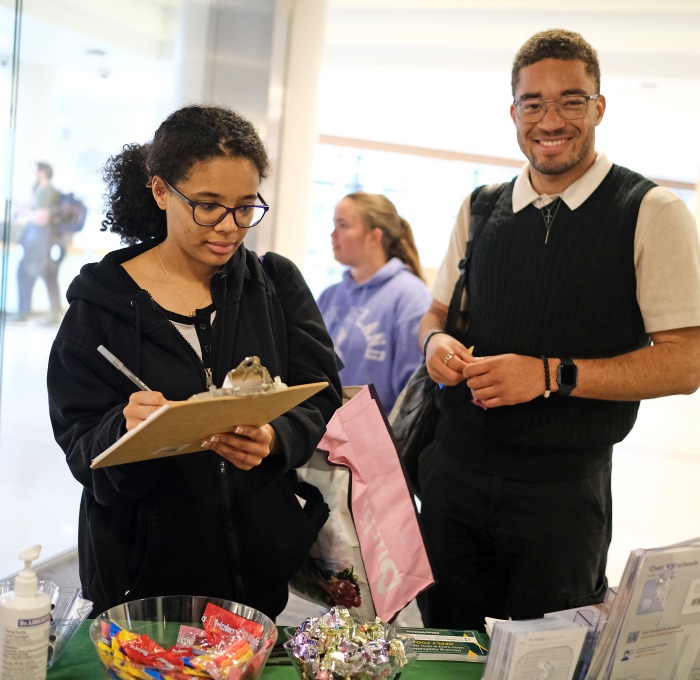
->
<box><xmin>559</xmin><ymin>363</ymin><xmax>577</xmax><ymax>386</ymax></box>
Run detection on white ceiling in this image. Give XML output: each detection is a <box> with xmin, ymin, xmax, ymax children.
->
<box><xmin>2</xmin><ymin>0</ymin><xmax>699</xmax><ymax>184</ymax></box>
<box><xmin>321</xmin><ymin>0</ymin><xmax>700</xmax><ymax>185</ymax></box>
<box><xmin>325</xmin><ymin>0</ymin><xmax>700</xmax><ymax>79</ymax></box>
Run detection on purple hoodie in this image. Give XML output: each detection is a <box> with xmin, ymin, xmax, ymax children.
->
<box><xmin>317</xmin><ymin>258</ymin><xmax>431</xmax><ymax>414</ymax></box>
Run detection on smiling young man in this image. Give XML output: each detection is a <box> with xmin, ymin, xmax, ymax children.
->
<box><xmin>416</xmin><ymin>29</ymin><xmax>700</xmax><ymax>630</ymax></box>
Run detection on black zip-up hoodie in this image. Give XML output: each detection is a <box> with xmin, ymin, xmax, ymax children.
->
<box><xmin>47</xmin><ymin>239</ymin><xmax>342</xmax><ymax>618</ymax></box>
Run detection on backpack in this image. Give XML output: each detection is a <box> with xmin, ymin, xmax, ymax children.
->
<box><xmin>389</xmin><ymin>182</ymin><xmax>505</xmax><ymax>495</ymax></box>
<box><xmin>52</xmin><ymin>192</ymin><xmax>87</xmax><ymax>236</ymax></box>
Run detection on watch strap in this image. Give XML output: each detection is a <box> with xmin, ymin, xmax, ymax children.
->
<box><xmin>556</xmin><ymin>357</ymin><xmax>577</xmax><ymax>396</ymax></box>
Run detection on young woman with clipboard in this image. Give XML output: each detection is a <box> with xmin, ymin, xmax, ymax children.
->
<box><xmin>47</xmin><ymin>104</ymin><xmax>342</xmax><ymax>619</ymax></box>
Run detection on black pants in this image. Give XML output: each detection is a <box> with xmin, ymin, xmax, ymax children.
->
<box><xmin>417</xmin><ymin>440</ymin><xmax>612</xmax><ymax>630</ymax></box>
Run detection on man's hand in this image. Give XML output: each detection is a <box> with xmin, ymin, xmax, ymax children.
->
<box><xmin>463</xmin><ymin>354</ymin><xmax>546</xmax><ymax>408</ymax></box>
<box><xmin>420</xmin><ymin>300</ymin><xmax>479</xmax><ymax>386</ymax></box>
<box><xmin>424</xmin><ymin>332</ymin><xmax>476</xmax><ymax>386</ymax></box>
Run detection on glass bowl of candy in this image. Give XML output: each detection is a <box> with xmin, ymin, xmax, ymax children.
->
<box><xmin>89</xmin><ymin>595</ymin><xmax>277</xmax><ymax>679</ymax></box>
<box><xmin>283</xmin><ymin>606</ymin><xmax>416</xmax><ymax>680</ymax></box>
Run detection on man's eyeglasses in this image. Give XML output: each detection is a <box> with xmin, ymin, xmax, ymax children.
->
<box><xmin>162</xmin><ymin>179</ymin><xmax>269</xmax><ymax>228</ymax></box>
<box><xmin>513</xmin><ymin>94</ymin><xmax>600</xmax><ymax>123</ymax></box>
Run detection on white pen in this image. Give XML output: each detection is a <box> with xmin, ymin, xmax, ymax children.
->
<box><xmin>97</xmin><ymin>345</ymin><xmax>152</xmax><ymax>391</ymax></box>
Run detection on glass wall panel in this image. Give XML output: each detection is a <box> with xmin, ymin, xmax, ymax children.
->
<box><xmin>0</xmin><ymin>0</ymin><xmax>194</xmax><ymax>577</ymax></box>
<box><xmin>1</xmin><ymin>0</ymin><xmax>19</xmax><ymax>330</ymax></box>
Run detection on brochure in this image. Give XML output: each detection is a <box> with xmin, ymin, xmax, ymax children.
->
<box><xmin>586</xmin><ymin>536</ymin><xmax>700</xmax><ymax>680</ymax></box>
<box><xmin>482</xmin><ymin>617</ymin><xmax>586</xmax><ymax>680</ymax></box>
<box><xmin>395</xmin><ymin>627</ymin><xmax>488</xmax><ymax>662</ymax></box>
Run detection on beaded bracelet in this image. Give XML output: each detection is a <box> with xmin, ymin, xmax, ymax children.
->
<box><xmin>541</xmin><ymin>355</ymin><xmax>551</xmax><ymax>398</ymax></box>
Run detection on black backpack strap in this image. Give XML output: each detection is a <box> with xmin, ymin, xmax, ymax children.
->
<box><xmin>445</xmin><ymin>182</ymin><xmax>505</xmax><ymax>334</ymax></box>
<box><xmin>262</xmin><ymin>253</ymin><xmax>345</xmax><ymax>372</ymax></box>
<box><xmin>258</xmin><ymin>254</ymin><xmax>276</xmax><ymax>298</ymax></box>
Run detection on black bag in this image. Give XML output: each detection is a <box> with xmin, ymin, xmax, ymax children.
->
<box><xmin>389</xmin><ymin>360</ymin><xmax>437</xmax><ymax>495</ymax></box>
<box><xmin>390</xmin><ymin>182</ymin><xmax>505</xmax><ymax>495</ymax></box>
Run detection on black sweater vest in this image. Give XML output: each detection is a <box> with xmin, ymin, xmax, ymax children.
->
<box><xmin>437</xmin><ymin>165</ymin><xmax>656</xmax><ymax>480</ymax></box>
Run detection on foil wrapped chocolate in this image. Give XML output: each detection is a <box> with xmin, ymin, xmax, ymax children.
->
<box><xmin>283</xmin><ymin>607</ymin><xmax>415</xmax><ymax>680</ymax></box>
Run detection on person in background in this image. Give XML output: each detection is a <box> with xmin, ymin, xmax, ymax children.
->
<box><xmin>317</xmin><ymin>191</ymin><xmax>431</xmax><ymax>414</ymax></box>
<box><xmin>47</xmin><ymin>104</ymin><xmax>342</xmax><ymax>618</ymax></box>
<box><xmin>43</xmin><ymin>197</ymin><xmax>74</xmax><ymax>325</ymax></box>
<box><xmin>14</xmin><ymin>161</ymin><xmax>60</xmax><ymax>322</ymax></box>
<box><xmin>417</xmin><ymin>29</ymin><xmax>700</xmax><ymax>629</ymax></box>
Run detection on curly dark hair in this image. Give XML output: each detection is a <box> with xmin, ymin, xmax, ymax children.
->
<box><xmin>511</xmin><ymin>29</ymin><xmax>601</xmax><ymax>97</ymax></box>
<box><xmin>101</xmin><ymin>104</ymin><xmax>271</xmax><ymax>244</ymax></box>
<box><xmin>345</xmin><ymin>192</ymin><xmax>425</xmax><ymax>282</ymax></box>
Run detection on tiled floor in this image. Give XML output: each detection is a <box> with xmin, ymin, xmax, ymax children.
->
<box><xmin>1</xmin><ymin>312</ymin><xmax>699</xmax><ymax>628</ymax></box>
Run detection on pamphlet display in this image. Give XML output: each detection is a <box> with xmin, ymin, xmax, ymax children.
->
<box><xmin>545</xmin><ymin>600</ymin><xmax>609</xmax><ymax>679</ymax></box>
<box><xmin>586</xmin><ymin>536</ymin><xmax>700</xmax><ymax>679</ymax></box>
<box><xmin>482</xmin><ymin>617</ymin><xmax>587</xmax><ymax>680</ymax></box>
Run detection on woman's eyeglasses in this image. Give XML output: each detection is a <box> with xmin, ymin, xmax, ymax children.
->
<box><xmin>162</xmin><ymin>179</ymin><xmax>269</xmax><ymax>228</ymax></box>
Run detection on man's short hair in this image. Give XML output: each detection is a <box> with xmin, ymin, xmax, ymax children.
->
<box><xmin>511</xmin><ymin>29</ymin><xmax>601</xmax><ymax>96</ymax></box>
<box><xmin>36</xmin><ymin>161</ymin><xmax>53</xmax><ymax>179</ymax></box>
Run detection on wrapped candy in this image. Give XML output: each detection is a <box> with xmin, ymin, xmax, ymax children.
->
<box><xmin>96</xmin><ymin>603</ymin><xmax>267</xmax><ymax>679</ymax></box>
<box><xmin>284</xmin><ymin>607</ymin><xmax>414</xmax><ymax>680</ymax></box>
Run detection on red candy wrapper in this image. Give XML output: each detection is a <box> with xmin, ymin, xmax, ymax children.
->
<box><xmin>168</xmin><ymin>645</ymin><xmax>194</xmax><ymax>657</ymax></box>
<box><xmin>201</xmin><ymin>603</ymin><xmax>264</xmax><ymax>649</ymax></box>
<box><xmin>120</xmin><ymin>633</ymin><xmax>186</xmax><ymax>671</ymax></box>
<box><xmin>177</xmin><ymin>624</ymin><xmax>209</xmax><ymax>649</ymax></box>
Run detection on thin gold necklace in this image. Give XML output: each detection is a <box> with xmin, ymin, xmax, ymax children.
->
<box><xmin>156</xmin><ymin>245</ymin><xmax>211</xmax><ymax>316</ymax></box>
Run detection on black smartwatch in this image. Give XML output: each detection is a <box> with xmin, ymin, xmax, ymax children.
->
<box><xmin>556</xmin><ymin>358</ymin><xmax>577</xmax><ymax>396</ymax></box>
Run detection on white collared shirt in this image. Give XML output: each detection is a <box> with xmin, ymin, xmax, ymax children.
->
<box><xmin>511</xmin><ymin>152</ymin><xmax>613</xmax><ymax>213</ymax></box>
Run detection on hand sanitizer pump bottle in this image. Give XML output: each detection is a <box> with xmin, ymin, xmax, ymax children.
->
<box><xmin>0</xmin><ymin>545</ymin><xmax>51</xmax><ymax>680</ymax></box>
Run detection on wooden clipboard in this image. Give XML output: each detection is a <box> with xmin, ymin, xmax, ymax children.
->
<box><xmin>91</xmin><ymin>381</ymin><xmax>328</xmax><ymax>468</ymax></box>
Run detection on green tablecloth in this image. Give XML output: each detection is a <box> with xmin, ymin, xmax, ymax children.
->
<box><xmin>47</xmin><ymin>621</ymin><xmax>485</xmax><ymax>680</ymax></box>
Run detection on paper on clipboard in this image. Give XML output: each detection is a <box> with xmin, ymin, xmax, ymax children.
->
<box><xmin>90</xmin><ymin>381</ymin><xmax>328</xmax><ymax>469</ymax></box>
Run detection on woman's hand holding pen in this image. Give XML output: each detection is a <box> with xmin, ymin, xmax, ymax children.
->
<box><xmin>201</xmin><ymin>424</ymin><xmax>278</xmax><ymax>471</ymax></box>
<box><xmin>123</xmin><ymin>391</ymin><xmax>168</xmax><ymax>431</ymax></box>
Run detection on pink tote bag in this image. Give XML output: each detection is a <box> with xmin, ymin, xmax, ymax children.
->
<box><xmin>290</xmin><ymin>385</ymin><xmax>434</xmax><ymax>622</ymax></box>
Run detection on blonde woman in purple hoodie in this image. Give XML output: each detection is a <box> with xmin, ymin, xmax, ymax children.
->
<box><xmin>317</xmin><ymin>192</ymin><xmax>431</xmax><ymax>414</ymax></box>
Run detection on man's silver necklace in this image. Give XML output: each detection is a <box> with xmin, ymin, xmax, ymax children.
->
<box><xmin>540</xmin><ymin>197</ymin><xmax>562</xmax><ymax>245</ymax></box>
